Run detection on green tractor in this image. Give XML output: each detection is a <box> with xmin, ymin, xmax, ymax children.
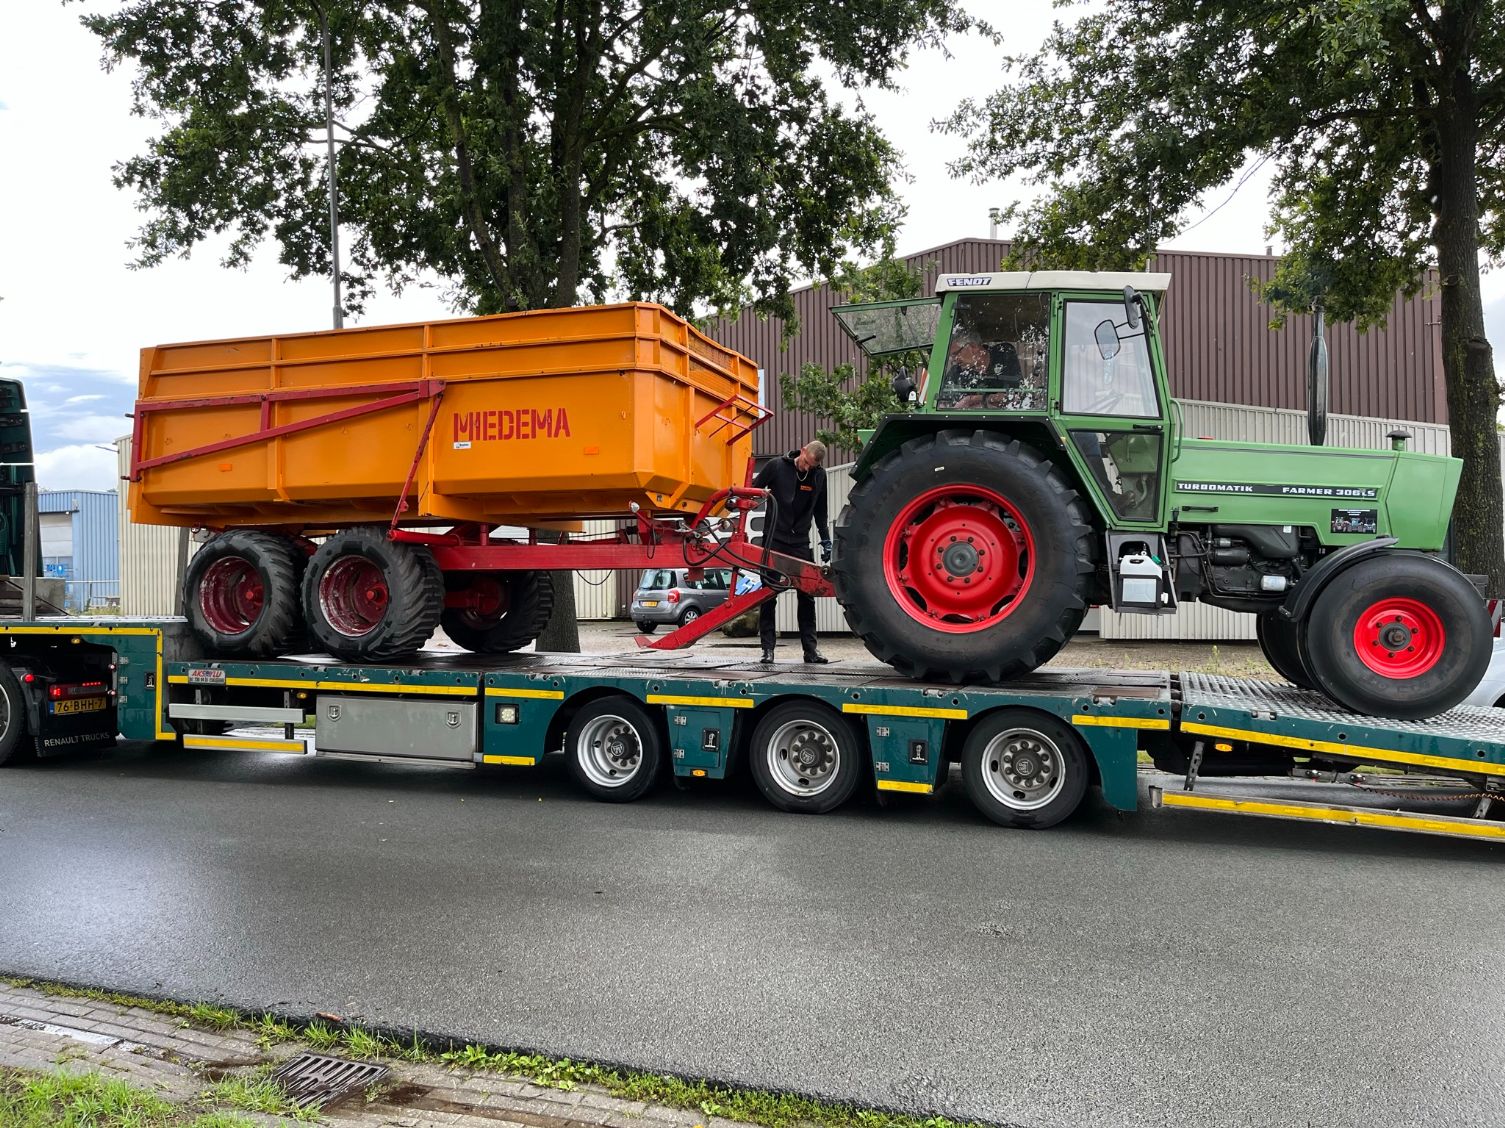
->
<box><xmin>829</xmin><ymin>271</ymin><xmax>1491</xmax><ymax>719</ymax></box>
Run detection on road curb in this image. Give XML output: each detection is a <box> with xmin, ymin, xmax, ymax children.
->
<box><xmin>0</xmin><ymin>979</ymin><xmax>716</xmax><ymax>1127</ymax></box>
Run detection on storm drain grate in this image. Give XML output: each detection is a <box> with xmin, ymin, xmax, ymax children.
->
<box><xmin>270</xmin><ymin>1051</ymin><xmax>388</xmax><ymax>1108</ymax></box>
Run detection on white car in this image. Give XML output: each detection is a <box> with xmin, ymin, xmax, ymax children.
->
<box><xmin>1464</xmin><ymin>631</ymin><xmax>1505</xmax><ymax>708</ymax></box>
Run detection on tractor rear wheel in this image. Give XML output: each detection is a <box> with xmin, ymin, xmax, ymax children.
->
<box><xmin>183</xmin><ymin>530</ymin><xmax>304</xmax><ymax>657</ymax></box>
<box><xmin>1300</xmin><ymin>553</ymin><xmax>1490</xmax><ymax>719</ymax></box>
<box><xmin>303</xmin><ymin>528</ymin><xmax>443</xmax><ymax>661</ymax></box>
<box><xmin>441</xmin><ymin>571</ymin><xmax>554</xmax><ymax>654</ymax></box>
<box><xmin>833</xmin><ymin>430</ymin><xmax>1095</xmax><ymax>683</ymax></box>
<box><xmin>1255</xmin><ymin>612</ymin><xmax>1315</xmax><ymax>690</ymax></box>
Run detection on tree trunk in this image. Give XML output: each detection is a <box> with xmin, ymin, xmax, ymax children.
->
<box><xmin>534</xmin><ymin>529</ymin><xmax>580</xmax><ymax>653</ymax></box>
<box><xmin>1431</xmin><ymin>21</ymin><xmax>1503</xmax><ymax>594</ymax></box>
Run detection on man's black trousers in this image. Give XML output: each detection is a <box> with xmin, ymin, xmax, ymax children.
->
<box><xmin>758</xmin><ymin>538</ymin><xmax>817</xmax><ymax>658</ymax></box>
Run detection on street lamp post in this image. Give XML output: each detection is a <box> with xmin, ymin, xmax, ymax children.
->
<box><xmin>319</xmin><ymin>6</ymin><xmax>343</xmax><ymax>330</ymax></box>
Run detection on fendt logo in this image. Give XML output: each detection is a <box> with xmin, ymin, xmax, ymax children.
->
<box><xmin>945</xmin><ymin>275</ymin><xmax>992</xmax><ymax>287</ymax></box>
<box><xmin>452</xmin><ymin>407</ymin><xmax>572</xmax><ymax>447</ymax></box>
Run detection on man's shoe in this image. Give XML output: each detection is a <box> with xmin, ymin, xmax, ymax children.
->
<box><xmin>760</xmin><ymin>649</ymin><xmax>776</xmax><ymax>663</ymax></box>
<box><xmin>804</xmin><ymin>652</ymin><xmax>831</xmax><ymax>665</ymax></box>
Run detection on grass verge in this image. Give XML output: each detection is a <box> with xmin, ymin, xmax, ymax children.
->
<box><xmin>1</xmin><ymin>974</ymin><xmax>985</xmax><ymax>1128</ymax></box>
<box><xmin>0</xmin><ymin>1066</ymin><xmax>260</xmax><ymax>1127</ymax></box>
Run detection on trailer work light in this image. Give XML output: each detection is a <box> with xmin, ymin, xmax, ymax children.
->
<box><xmin>495</xmin><ymin>704</ymin><xmax>519</xmax><ymax>724</ymax></box>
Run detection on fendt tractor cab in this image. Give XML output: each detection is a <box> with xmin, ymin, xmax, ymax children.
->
<box><xmin>829</xmin><ymin>271</ymin><xmax>1491</xmax><ymax>719</ymax></box>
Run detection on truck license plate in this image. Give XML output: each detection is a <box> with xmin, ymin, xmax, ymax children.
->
<box><xmin>51</xmin><ymin>697</ymin><xmax>105</xmax><ymax>716</ymax></box>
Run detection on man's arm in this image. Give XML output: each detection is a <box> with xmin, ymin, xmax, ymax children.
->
<box><xmin>815</xmin><ymin>473</ymin><xmax>831</xmax><ymax>561</ymax></box>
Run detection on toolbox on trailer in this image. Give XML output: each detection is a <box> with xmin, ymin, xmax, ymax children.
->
<box><xmin>128</xmin><ymin>303</ymin><xmax>764</xmax><ymax>528</ymax></box>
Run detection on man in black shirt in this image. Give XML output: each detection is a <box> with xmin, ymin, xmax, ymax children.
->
<box><xmin>752</xmin><ymin>440</ymin><xmax>831</xmax><ymax>664</ymax></box>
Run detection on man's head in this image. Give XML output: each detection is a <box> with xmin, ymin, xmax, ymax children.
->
<box><xmin>795</xmin><ymin>440</ymin><xmax>827</xmax><ymax>472</ymax></box>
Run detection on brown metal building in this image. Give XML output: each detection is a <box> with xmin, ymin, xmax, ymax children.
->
<box><xmin>714</xmin><ymin>238</ymin><xmax>1446</xmax><ymax>458</ymax></box>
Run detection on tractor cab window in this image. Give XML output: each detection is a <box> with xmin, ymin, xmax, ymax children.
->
<box><xmin>1062</xmin><ymin>300</ymin><xmax>1158</xmax><ymax>418</ymax></box>
<box><xmin>936</xmin><ymin>293</ymin><xmax>1049</xmax><ymax>411</ymax></box>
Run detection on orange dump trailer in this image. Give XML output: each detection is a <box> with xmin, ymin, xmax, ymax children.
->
<box><xmin>129</xmin><ymin>303</ymin><xmax>763</xmax><ymax>529</ymax></box>
<box><xmin>133</xmin><ymin>304</ymin><xmax>802</xmax><ymax>664</ymax></box>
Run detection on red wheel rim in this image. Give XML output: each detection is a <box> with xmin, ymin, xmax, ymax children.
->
<box><xmin>199</xmin><ymin>556</ymin><xmax>265</xmax><ymax>635</ymax></box>
<box><xmin>318</xmin><ymin>556</ymin><xmax>390</xmax><ymax>638</ymax></box>
<box><xmin>451</xmin><ymin>575</ymin><xmax>509</xmax><ymax>628</ymax></box>
<box><xmin>881</xmin><ymin>484</ymin><xmax>1034</xmax><ymax>633</ymax></box>
<box><xmin>1352</xmin><ymin>597</ymin><xmax>1445</xmax><ymax>678</ymax></box>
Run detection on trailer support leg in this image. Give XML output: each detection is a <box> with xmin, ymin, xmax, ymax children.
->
<box><xmin>1184</xmin><ymin>740</ymin><xmax>1205</xmax><ymax>793</ymax></box>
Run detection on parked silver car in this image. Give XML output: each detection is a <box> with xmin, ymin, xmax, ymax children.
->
<box><xmin>632</xmin><ymin>568</ymin><xmax>732</xmax><ymax>632</ymax></box>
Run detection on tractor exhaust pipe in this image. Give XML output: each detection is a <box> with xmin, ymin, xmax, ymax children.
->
<box><xmin>1308</xmin><ymin>301</ymin><xmax>1328</xmax><ymax>446</ymax></box>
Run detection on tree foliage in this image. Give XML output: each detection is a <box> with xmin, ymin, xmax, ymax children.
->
<box><xmin>945</xmin><ymin>0</ymin><xmax>1505</xmax><ymax>588</ymax></box>
<box><xmin>76</xmin><ymin>0</ymin><xmax>977</xmax><ymax>322</ymax></box>
<box><xmin>778</xmin><ymin>256</ymin><xmax>929</xmax><ymax>453</ymax></box>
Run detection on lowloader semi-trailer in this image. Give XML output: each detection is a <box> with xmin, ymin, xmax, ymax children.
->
<box><xmin>1</xmin><ymin>617</ymin><xmax>1502</xmax><ymax>844</ymax></box>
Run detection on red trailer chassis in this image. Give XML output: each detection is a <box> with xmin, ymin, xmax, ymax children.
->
<box><xmin>386</xmin><ymin>481</ymin><xmax>833</xmax><ymax>651</ymax></box>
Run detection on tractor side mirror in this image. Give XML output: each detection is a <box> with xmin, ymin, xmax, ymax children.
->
<box><xmin>1094</xmin><ymin>320</ymin><xmax>1121</xmax><ymax>361</ymax></box>
<box><xmin>1123</xmin><ymin>285</ymin><xmax>1141</xmax><ymax>330</ymax></box>
<box><xmin>891</xmin><ymin>366</ymin><xmax>917</xmax><ymax>405</ymax></box>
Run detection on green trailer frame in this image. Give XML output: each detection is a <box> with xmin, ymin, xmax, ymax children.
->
<box><xmin>3</xmin><ymin>618</ymin><xmax>1503</xmax><ymax>843</ymax></box>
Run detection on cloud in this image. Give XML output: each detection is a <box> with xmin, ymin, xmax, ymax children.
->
<box><xmin>63</xmin><ymin>394</ymin><xmax>106</xmax><ymax>405</ymax></box>
<box><xmin>55</xmin><ymin>413</ymin><xmax>130</xmax><ymax>443</ymax></box>
<box><xmin>35</xmin><ymin>443</ymin><xmax>121</xmax><ymax>493</ymax></box>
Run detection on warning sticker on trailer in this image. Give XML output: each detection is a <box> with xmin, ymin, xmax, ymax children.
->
<box><xmin>1331</xmin><ymin>508</ymin><xmax>1378</xmax><ymax>534</ymax></box>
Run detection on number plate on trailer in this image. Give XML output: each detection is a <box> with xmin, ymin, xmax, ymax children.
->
<box><xmin>641</xmin><ymin>601</ymin><xmax>659</xmax><ymax>607</ymax></box>
<box><xmin>50</xmin><ymin>697</ymin><xmax>105</xmax><ymax>716</ymax></box>
<box><xmin>186</xmin><ymin>668</ymin><xmax>227</xmax><ymax>685</ymax></box>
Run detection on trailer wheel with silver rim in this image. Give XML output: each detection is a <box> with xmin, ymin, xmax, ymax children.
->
<box><xmin>960</xmin><ymin>709</ymin><xmax>1090</xmax><ymax>828</ymax></box>
<box><xmin>0</xmin><ymin>663</ymin><xmax>35</xmax><ymax>766</ymax></box>
<box><xmin>747</xmin><ymin>699</ymin><xmax>863</xmax><ymax>814</ymax></box>
<box><xmin>565</xmin><ymin>695</ymin><xmax>664</xmax><ymax>802</ymax></box>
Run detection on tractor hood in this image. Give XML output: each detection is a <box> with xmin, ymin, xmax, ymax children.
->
<box><xmin>1171</xmin><ymin>439</ymin><xmax>1461</xmax><ymax>550</ymax></box>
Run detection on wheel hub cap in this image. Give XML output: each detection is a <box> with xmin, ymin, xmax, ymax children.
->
<box><xmin>982</xmin><ymin>729</ymin><xmax>1067</xmax><ymax>811</ymax></box>
<box><xmin>319</xmin><ymin>556</ymin><xmax>391</xmax><ymax>638</ymax></box>
<box><xmin>769</xmin><ymin>720</ymin><xmax>840</xmax><ymax>796</ymax></box>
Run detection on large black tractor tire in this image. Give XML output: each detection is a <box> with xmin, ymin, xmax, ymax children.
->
<box><xmin>183</xmin><ymin>530</ymin><xmax>305</xmax><ymax>657</ymax></box>
<box><xmin>1256</xmin><ymin>612</ymin><xmax>1316</xmax><ymax>690</ymax></box>
<box><xmin>1299</xmin><ymin>553</ymin><xmax>1490</xmax><ymax>720</ymax></box>
<box><xmin>441</xmin><ymin>570</ymin><xmax>554</xmax><ymax>654</ymax></box>
<box><xmin>0</xmin><ymin>663</ymin><xmax>36</xmax><ymax>766</ymax></box>
<box><xmin>303</xmin><ymin>528</ymin><xmax>443</xmax><ymax>661</ymax></box>
<box><xmin>833</xmin><ymin>430</ymin><xmax>1095</xmax><ymax>684</ymax></box>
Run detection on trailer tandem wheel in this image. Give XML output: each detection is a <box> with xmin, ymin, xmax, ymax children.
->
<box><xmin>960</xmin><ymin>709</ymin><xmax>1090</xmax><ymax>829</ymax></box>
<box><xmin>183</xmin><ymin>530</ymin><xmax>305</xmax><ymax>657</ymax></box>
<box><xmin>747</xmin><ymin>700</ymin><xmax>863</xmax><ymax>814</ymax></box>
<box><xmin>565</xmin><ymin>695</ymin><xmax>664</xmax><ymax>802</ymax></box>
<box><xmin>441</xmin><ymin>570</ymin><xmax>554</xmax><ymax>654</ymax></box>
<box><xmin>303</xmin><ymin>528</ymin><xmax>444</xmax><ymax>661</ymax></box>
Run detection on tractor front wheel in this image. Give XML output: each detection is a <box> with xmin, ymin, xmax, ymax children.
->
<box><xmin>441</xmin><ymin>571</ymin><xmax>554</xmax><ymax>654</ymax></box>
<box><xmin>833</xmin><ymin>431</ymin><xmax>1095</xmax><ymax>683</ymax></box>
<box><xmin>1256</xmin><ymin>612</ymin><xmax>1315</xmax><ymax>690</ymax></box>
<box><xmin>303</xmin><ymin>528</ymin><xmax>443</xmax><ymax>661</ymax></box>
<box><xmin>1300</xmin><ymin>553</ymin><xmax>1490</xmax><ymax>719</ymax></box>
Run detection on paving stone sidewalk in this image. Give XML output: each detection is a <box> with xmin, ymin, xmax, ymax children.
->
<box><xmin>0</xmin><ymin>980</ymin><xmax>722</xmax><ymax>1128</ymax></box>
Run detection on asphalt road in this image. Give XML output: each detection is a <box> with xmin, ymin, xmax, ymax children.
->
<box><xmin>1</xmin><ymin>744</ymin><xmax>1501</xmax><ymax>1128</ymax></box>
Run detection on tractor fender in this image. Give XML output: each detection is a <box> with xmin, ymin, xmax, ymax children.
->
<box><xmin>1281</xmin><ymin>537</ymin><xmax>1400</xmax><ymax>622</ymax></box>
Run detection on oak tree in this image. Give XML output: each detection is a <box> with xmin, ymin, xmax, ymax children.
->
<box><xmin>947</xmin><ymin>0</ymin><xmax>1505</xmax><ymax>588</ymax></box>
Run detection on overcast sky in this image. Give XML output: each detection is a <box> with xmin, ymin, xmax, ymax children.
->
<box><xmin>3</xmin><ymin>1</ymin><xmax>1502</xmax><ymax>493</ymax></box>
